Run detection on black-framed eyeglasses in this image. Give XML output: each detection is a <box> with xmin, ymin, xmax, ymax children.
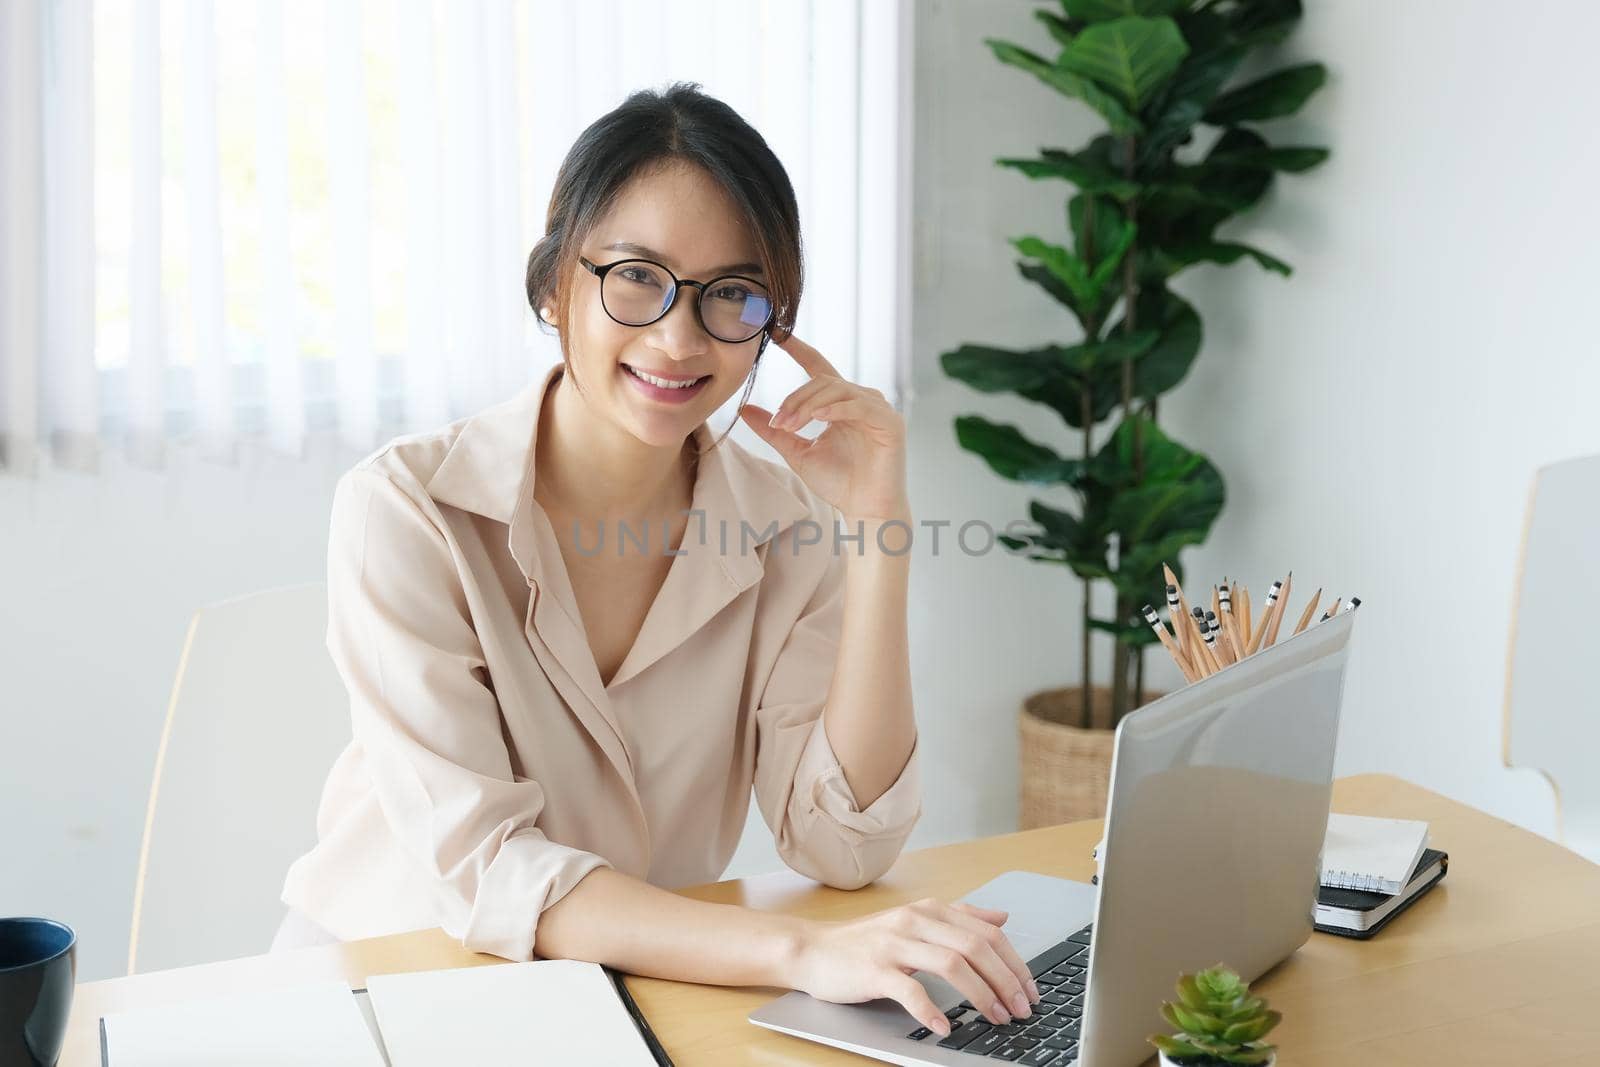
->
<box><xmin>579</xmin><ymin>255</ymin><xmax>774</xmax><ymax>344</ymax></box>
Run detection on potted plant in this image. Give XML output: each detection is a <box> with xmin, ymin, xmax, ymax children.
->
<box><xmin>1149</xmin><ymin>964</ymin><xmax>1281</xmax><ymax>1066</ymax></box>
<box><xmin>941</xmin><ymin>1</ymin><xmax>1329</xmax><ymax>826</ymax></box>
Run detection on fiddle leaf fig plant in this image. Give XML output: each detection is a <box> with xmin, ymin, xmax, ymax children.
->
<box><xmin>1149</xmin><ymin>964</ymin><xmax>1281</xmax><ymax>1066</ymax></box>
<box><xmin>942</xmin><ymin>0</ymin><xmax>1328</xmax><ymax>728</ymax></box>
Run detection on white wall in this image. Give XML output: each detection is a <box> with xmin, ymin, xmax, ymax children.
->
<box><xmin>906</xmin><ymin>0</ymin><xmax>1591</xmax><ymax>857</ymax></box>
<box><xmin>5</xmin><ymin>0</ymin><xmax>1594</xmax><ymax>983</ymax></box>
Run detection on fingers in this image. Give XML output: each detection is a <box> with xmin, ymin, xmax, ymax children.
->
<box><xmin>939</xmin><ymin>904</ymin><xmax>1039</xmax><ymax>1006</ymax></box>
<box><xmin>776</xmin><ymin>331</ymin><xmax>844</xmax><ymax>380</ymax></box>
<box><xmin>884</xmin><ymin>972</ymin><xmax>952</xmax><ymax>1038</ymax></box>
<box><xmin>913</xmin><ymin>912</ymin><xmax>1033</xmax><ymax>1024</ymax></box>
<box><xmin>898</xmin><ymin>939</ymin><xmax>1014</xmax><ymax>1028</ymax></box>
<box><xmin>951</xmin><ymin>902</ymin><xmax>1010</xmax><ymax>926</ymax></box>
<box><xmin>770</xmin><ymin>377</ymin><xmax>857</xmax><ymax>431</ymax></box>
<box><xmin>737</xmin><ymin>403</ymin><xmax>812</xmax><ymax>462</ymax></box>
<box><xmin>809</xmin><ymin>397</ymin><xmax>899</xmax><ymax>433</ymax></box>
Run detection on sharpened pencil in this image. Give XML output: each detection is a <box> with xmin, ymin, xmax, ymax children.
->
<box><xmin>1219</xmin><ymin>583</ymin><xmax>1246</xmax><ymax>661</ymax></box>
<box><xmin>1247</xmin><ymin>578</ymin><xmax>1284</xmax><ymax>655</ymax></box>
<box><xmin>1293</xmin><ymin>589</ymin><xmax>1322</xmax><ymax>635</ymax></box>
<box><xmin>1263</xmin><ymin>571</ymin><xmax>1293</xmax><ymax>648</ymax></box>
<box><xmin>1144</xmin><ymin>603</ymin><xmax>1198</xmax><ymax>683</ymax></box>
<box><xmin>1165</xmin><ymin>583</ymin><xmax>1185</xmax><ymax>657</ymax></box>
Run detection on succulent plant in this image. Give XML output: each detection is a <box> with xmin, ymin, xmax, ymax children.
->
<box><xmin>1148</xmin><ymin>964</ymin><xmax>1280</xmax><ymax>1065</ymax></box>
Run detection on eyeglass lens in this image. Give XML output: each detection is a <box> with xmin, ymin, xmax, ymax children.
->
<box><xmin>601</xmin><ymin>260</ymin><xmax>772</xmax><ymax>343</ymax></box>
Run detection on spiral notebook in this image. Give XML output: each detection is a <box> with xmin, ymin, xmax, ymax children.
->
<box><xmin>1320</xmin><ymin>813</ymin><xmax>1430</xmax><ymax>895</ymax></box>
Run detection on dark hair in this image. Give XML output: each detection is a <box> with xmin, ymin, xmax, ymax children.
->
<box><xmin>525</xmin><ymin>82</ymin><xmax>803</xmax><ymax>454</ymax></box>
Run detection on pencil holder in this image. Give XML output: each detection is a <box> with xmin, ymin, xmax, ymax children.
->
<box><xmin>1018</xmin><ymin>686</ymin><xmax>1164</xmax><ymax>828</ymax></box>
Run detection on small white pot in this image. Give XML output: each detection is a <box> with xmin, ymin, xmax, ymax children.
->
<box><xmin>1158</xmin><ymin>1052</ymin><xmax>1276</xmax><ymax>1067</ymax></box>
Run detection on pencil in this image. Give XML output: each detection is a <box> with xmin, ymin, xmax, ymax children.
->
<box><xmin>1247</xmin><ymin>578</ymin><xmax>1284</xmax><ymax>655</ymax></box>
<box><xmin>1166</xmin><ymin>565</ymin><xmax>1205</xmax><ymax>655</ymax></box>
<box><xmin>1293</xmin><ymin>588</ymin><xmax>1322</xmax><ymax>635</ymax></box>
<box><xmin>1263</xmin><ymin>571</ymin><xmax>1293</xmax><ymax>648</ymax></box>
<box><xmin>1238</xmin><ymin>584</ymin><xmax>1253</xmax><ymax>650</ymax></box>
<box><xmin>1343</xmin><ymin>596</ymin><xmax>1361</xmax><ymax>613</ymax></box>
<box><xmin>1219</xmin><ymin>584</ymin><xmax>1246</xmax><ymax>661</ymax></box>
<box><xmin>1205</xmin><ymin>610</ymin><xmax>1235</xmax><ymax>666</ymax></box>
<box><xmin>1165</xmin><ymin>583</ymin><xmax>1186</xmax><ymax>657</ymax></box>
<box><xmin>1318</xmin><ymin>597</ymin><xmax>1343</xmax><ymax>623</ymax></box>
<box><xmin>1143</xmin><ymin>604</ymin><xmax>1198</xmax><ymax>683</ymax></box>
<box><xmin>1192</xmin><ymin>607</ymin><xmax>1223</xmax><ymax>674</ymax></box>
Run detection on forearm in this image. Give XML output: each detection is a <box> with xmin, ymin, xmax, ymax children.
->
<box><xmin>533</xmin><ymin>865</ymin><xmax>809</xmax><ymax>988</ymax></box>
<box><xmin>823</xmin><ymin>514</ymin><xmax>917</xmax><ymax>808</ymax></box>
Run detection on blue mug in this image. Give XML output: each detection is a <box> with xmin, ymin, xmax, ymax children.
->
<box><xmin>0</xmin><ymin>918</ymin><xmax>76</xmax><ymax>1067</ymax></box>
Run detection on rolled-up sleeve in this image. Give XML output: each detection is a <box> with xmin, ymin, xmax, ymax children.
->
<box><xmin>326</xmin><ymin>467</ymin><xmax>611</xmax><ymax>961</ymax></box>
<box><xmin>751</xmin><ymin>545</ymin><xmax>922</xmax><ymax>890</ymax></box>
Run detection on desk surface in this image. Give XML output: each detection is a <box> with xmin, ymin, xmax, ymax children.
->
<box><xmin>64</xmin><ymin>774</ymin><xmax>1600</xmax><ymax>1066</ymax></box>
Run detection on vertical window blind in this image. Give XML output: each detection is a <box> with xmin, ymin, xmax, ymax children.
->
<box><xmin>0</xmin><ymin>0</ymin><xmax>913</xmax><ymax>476</ymax></box>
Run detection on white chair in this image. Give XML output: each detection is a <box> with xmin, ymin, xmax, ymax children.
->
<box><xmin>1502</xmin><ymin>453</ymin><xmax>1600</xmax><ymax>863</ymax></box>
<box><xmin>128</xmin><ymin>583</ymin><xmax>349</xmax><ymax>974</ymax></box>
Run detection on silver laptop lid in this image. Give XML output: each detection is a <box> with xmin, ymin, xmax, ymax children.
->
<box><xmin>1080</xmin><ymin>610</ymin><xmax>1356</xmax><ymax>1066</ymax></box>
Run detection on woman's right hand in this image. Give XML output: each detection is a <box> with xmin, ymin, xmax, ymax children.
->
<box><xmin>785</xmin><ymin>897</ymin><xmax>1041</xmax><ymax>1037</ymax></box>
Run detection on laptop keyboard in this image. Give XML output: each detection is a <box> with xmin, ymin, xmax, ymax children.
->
<box><xmin>901</xmin><ymin>923</ymin><xmax>1092</xmax><ymax>1064</ymax></box>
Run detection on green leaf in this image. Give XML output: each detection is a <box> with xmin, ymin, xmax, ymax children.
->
<box><xmin>1031</xmin><ymin>500</ymin><xmax>1085</xmax><ymax>543</ymax></box>
<box><xmin>1091</xmin><ymin>418</ymin><xmax>1225</xmax><ymax>547</ymax></box>
<box><xmin>1221</xmin><ymin>996</ymin><xmax>1265</xmax><ymax>1022</ymax></box>
<box><xmin>1177</xmin><ymin>973</ymin><xmax>1213</xmax><ymax>1013</ymax></box>
<box><xmin>1086</xmin><ymin>217</ymin><xmax>1138</xmax><ymax>295</ymax></box>
<box><xmin>1168</xmin><ymin>1001</ymin><xmax>1226</xmax><ymax>1036</ymax></box>
<box><xmin>986</xmin><ymin>38</ymin><xmax>1145</xmax><ymax>134</ymax></box>
<box><xmin>1069</xmin><ymin>192</ymin><xmax>1129</xmax><ymax>271</ymax></box>
<box><xmin>953</xmin><ymin>416</ymin><xmax>1085</xmax><ymax>484</ymax></box>
<box><xmin>1019</xmin><ymin>368</ymin><xmax>1123</xmax><ymax>430</ymax></box>
<box><xmin>997</xmin><ymin>150</ymin><xmax>1143</xmax><ymax>199</ymax></box>
<box><xmin>1114</xmin><ymin>286</ymin><xmax>1202</xmax><ymax>399</ymax></box>
<box><xmin>1012</xmin><ymin>234</ymin><xmax>1130</xmax><ymax>316</ymax></box>
<box><xmin>1057</xmin><ymin>16</ymin><xmax>1189</xmax><ymax>110</ymax></box>
<box><xmin>1066</xmin><ymin>332</ymin><xmax>1160</xmax><ymax>373</ymax></box>
<box><xmin>1220</xmin><ymin>1047</ymin><xmax>1278</xmax><ymax>1066</ymax></box>
<box><xmin>1203</xmin><ymin>143</ymin><xmax>1330</xmax><ymax>173</ymax></box>
<box><xmin>1223</xmin><ymin>1010</ymin><xmax>1282</xmax><ymax>1044</ymax></box>
<box><xmin>1149</xmin><ymin>1035</ymin><xmax>1213</xmax><ymax>1059</ymax></box>
<box><xmin>1063</xmin><ymin>0</ymin><xmax>1188</xmax><ymax>23</ymax></box>
<box><xmin>1140</xmin><ymin>128</ymin><xmax>1278</xmax><ymax>245</ymax></box>
<box><xmin>941</xmin><ymin>344</ymin><xmax>1060</xmax><ymax>394</ymax></box>
<box><xmin>1137</xmin><ymin>17</ymin><xmax>1246</xmax><ymax>167</ymax></box>
<box><xmin>1034</xmin><ymin>8</ymin><xmax>1078</xmax><ymax>49</ymax></box>
<box><xmin>1159</xmin><ymin>240</ymin><xmax>1292</xmax><ymax>276</ymax></box>
<box><xmin>1205</xmin><ymin>62</ymin><xmax>1328</xmax><ymax>125</ymax></box>
<box><xmin>1226</xmin><ymin>0</ymin><xmax>1305</xmax><ymax>47</ymax></box>
<box><xmin>1017</xmin><ymin>261</ymin><xmax>1083</xmax><ymax>319</ymax></box>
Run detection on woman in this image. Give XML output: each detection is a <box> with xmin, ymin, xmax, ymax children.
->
<box><xmin>274</xmin><ymin>82</ymin><xmax>1039</xmax><ymax>1038</ymax></box>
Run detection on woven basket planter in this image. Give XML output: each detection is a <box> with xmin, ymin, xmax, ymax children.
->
<box><xmin>1018</xmin><ymin>685</ymin><xmax>1164</xmax><ymax>829</ymax></box>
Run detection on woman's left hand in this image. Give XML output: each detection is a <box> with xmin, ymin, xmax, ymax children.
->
<box><xmin>738</xmin><ymin>333</ymin><xmax>910</xmax><ymax>524</ymax></box>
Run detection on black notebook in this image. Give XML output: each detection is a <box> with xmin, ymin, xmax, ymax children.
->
<box><xmin>1314</xmin><ymin>848</ymin><xmax>1448</xmax><ymax>939</ymax></box>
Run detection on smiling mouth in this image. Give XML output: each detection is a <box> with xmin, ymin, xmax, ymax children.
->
<box><xmin>622</xmin><ymin>363</ymin><xmax>710</xmax><ymax>389</ymax></box>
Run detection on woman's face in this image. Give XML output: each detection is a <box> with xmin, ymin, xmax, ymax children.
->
<box><xmin>556</xmin><ymin>162</ymin><xmax>769</xmax><ymax>450</ymax></box>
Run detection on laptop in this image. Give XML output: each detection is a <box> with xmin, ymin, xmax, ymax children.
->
<box><xmin>748</xmin><ymin>609</ymin><xmax>1356</xmax><ymax>1066</ymax></box>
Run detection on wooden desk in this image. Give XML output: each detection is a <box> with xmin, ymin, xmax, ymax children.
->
<box><xmin>63</xmin><ymin>774</ymin><xmax>1600</xmax><ymax>1066</ymax></box>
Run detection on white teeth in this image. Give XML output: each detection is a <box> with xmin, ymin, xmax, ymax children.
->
<box><xmin>626</xmin><ymin>365</ymin><xmax>702</xmax><ymax>390</ymax></box>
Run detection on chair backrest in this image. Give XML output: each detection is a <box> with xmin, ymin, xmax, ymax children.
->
<box><xmin>1502</xmin><ymin>453</ymin><xmax>1600</xmax><ymax>862</ymax></box>
<box><xmin>128</xmin><ymin>583</ymin><xmax>349</xmax><ymax>974</ymax></box>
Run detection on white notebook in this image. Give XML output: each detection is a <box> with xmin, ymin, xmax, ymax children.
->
<box><xmin>100</xmin><ymin>961</ymin><xmax>658</xmax><ymax>1067</ymax></box>
<box><xmin>367</xmin><ymin>959</ymin><xmax>658</xmax><ymax>1066</ymax></box>
<box><xmin>1320</xmin><ymin>813</ymin><xmax>1430</xmax><ymax>895</ymax></box>
<box><xmin>100</xmin><ymin>981</ymin><xmax>386</xmax><ymax>1067</ymax></box>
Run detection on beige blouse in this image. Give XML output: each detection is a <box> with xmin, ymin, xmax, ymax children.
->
<box><xmin>280</xmin><ymin>362</ymin><xmax>923</xmax><ymax>961</ymax></box>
